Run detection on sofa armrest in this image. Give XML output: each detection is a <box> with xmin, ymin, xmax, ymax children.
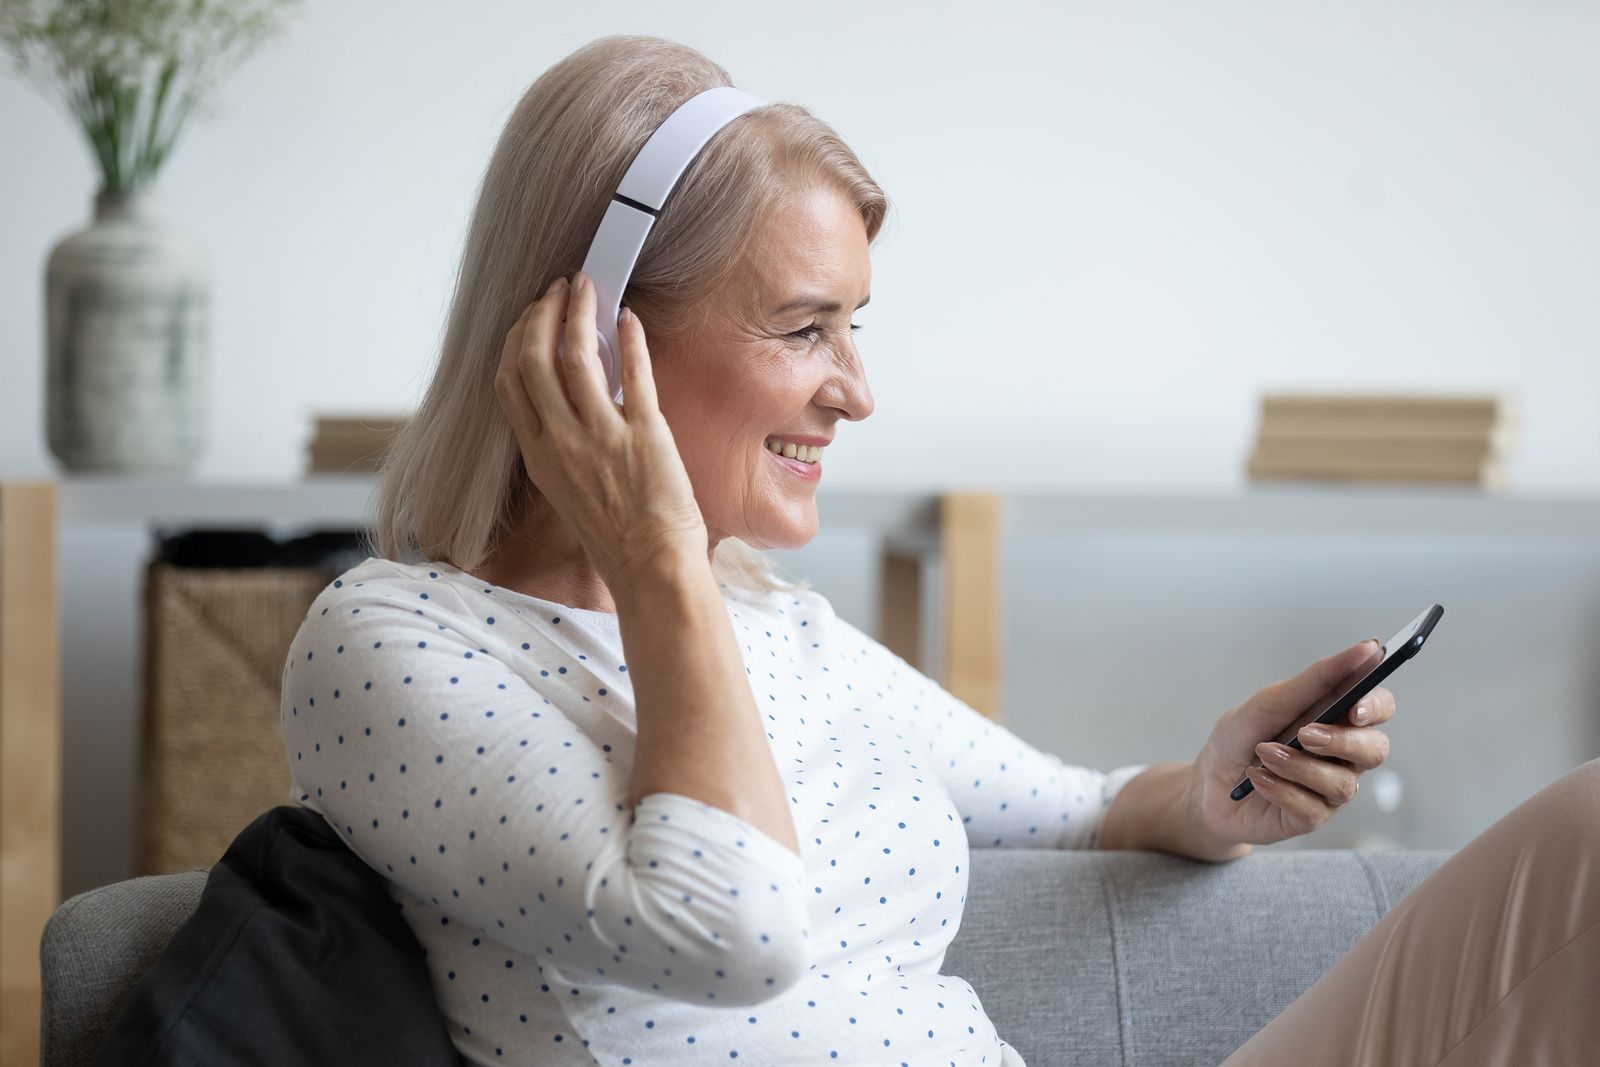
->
<box><xmin>40</xmin><ymin>870</ymin><xmax>210</xmax><ymax>1067</ymax></box>
<box><xmin>943</xmin><ymin>848</ymin><xmax>1451</xmax><ymax>1067</ymax></box>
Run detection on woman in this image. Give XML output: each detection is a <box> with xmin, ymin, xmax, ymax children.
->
<box><xmin>281</xmin><ymin>34</ymin><xmax>1598</xmax><ymax>1066</ymax></box>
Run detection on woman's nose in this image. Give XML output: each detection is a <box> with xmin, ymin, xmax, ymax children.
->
<box><xmin>829</xmin><ymin>347</ymin><xmax>874</xmax><ymax>422</ymax></box>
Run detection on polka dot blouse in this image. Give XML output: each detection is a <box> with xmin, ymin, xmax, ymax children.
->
<box><xmin>280</xmin><ymin>557</ymin><xmax>1147</xmax><ymax>1066</ymax></box>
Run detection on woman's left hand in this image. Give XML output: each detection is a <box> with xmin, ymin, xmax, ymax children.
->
<box><xmin>1185</xmin><ymin>639</ymin><xmax>1396</xmax><ymax>849</ymax></box>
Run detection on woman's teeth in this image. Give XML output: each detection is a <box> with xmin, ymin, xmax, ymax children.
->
<box><xmin>765</xmin><ymin>437</ymin><xmax>822</xmax><ymax>464</ymax></box>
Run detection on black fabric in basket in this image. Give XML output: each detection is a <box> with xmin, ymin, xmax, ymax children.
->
<box><xmin>91</xmin><ymin>804</ymin><xmax>462</xmax><ymax>1067</ymax></box>
<box><xmin>153</xmin><ymin>528</ymin><xmax>366</xmax><ymax>570</ymax></box>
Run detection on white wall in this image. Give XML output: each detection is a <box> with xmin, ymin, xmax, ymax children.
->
<box><xmin>3</xmin><ymin>1</ymin><xmax>1597</xmax><ymax>489</ymax></box>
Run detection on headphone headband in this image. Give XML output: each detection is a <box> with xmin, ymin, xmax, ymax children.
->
<box><xmin>573</xmin><ymin>85</ymin><xmax>768</xmax><ymax>405</ymax></box>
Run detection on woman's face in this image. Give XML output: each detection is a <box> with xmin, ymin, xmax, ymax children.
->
<box><xmin>647</xmin><ymin>184</ymin><xmax>874</xmax><ymax>552</ymax></box>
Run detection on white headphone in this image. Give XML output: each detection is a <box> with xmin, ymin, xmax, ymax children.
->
<box><xmin>563</xmin><ymin>85</ymin><xmax>768</xmax><ymax>406</ymax></box>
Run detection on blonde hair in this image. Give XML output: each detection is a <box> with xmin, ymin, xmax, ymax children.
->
<box><xmin>366</xmin><ymin>34</ymin><xmax>889</xmax><ymax>597</ymax></box>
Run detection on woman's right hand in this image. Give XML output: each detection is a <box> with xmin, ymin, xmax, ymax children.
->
<box><xmin>494</xmin><ymin>271</ymin><xmax>709</xmax><ymax>596</ymax></box>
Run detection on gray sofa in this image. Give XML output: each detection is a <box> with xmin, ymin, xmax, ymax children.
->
<box><xmin>41</xmin><ymin>847</ymin><xmax>1451</xmax><ymax>1066</ymax></box>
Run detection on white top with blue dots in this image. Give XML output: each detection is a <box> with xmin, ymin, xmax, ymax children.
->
<box><xmin>280</xmin><ymin>556</ymin><xmax>1147</xmax><ymax>1066</ymax></box>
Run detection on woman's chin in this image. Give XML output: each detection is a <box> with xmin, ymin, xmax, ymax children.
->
<box><xmin>741</xmin><ymin>504</ymin><xmax>818</xmax><ymax>552</ymax></box>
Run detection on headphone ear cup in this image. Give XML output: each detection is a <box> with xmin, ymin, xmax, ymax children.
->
<box><xmin>596</xmin><ymin>332</ymin><xmax>624</xmax><ymax>408</ymax></box>
<box><xmin>551</xmin><ymin>332</ymin><xmax>624</xmax><ymax>408</ymax></box>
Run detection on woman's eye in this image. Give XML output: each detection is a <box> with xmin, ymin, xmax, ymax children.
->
<box><xmin>787</xmin><ymin>323</ymin><xmax>864</xmax><ymax>342</ymax></box>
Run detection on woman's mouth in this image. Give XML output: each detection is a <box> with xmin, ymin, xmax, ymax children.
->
<box><xmin>764</xmin><ymin>436</ymin><xmax>823</xmax><ymax>464</ymax></box>
<box><xmin>764</xmin><ymin>436</ymin><xmax>823</xmax><ymax>480</ymax></box>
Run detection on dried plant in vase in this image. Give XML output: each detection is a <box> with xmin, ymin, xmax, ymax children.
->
<box><xmin>1</xmin><ymin>0</ymin><xmax>302</xmax><ymax>473</ymax></box>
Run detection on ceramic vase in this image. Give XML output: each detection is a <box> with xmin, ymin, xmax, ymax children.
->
<box><xmin>45</xmin><ymin>187</ymin><xmax>208</xmax><ymax>474</ymax></box>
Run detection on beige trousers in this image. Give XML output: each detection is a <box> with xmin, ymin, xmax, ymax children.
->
<box><xmin>1222</xmin><ymin>756</ymin><xmax>1600</xmax><ymax>1066</ymax></box>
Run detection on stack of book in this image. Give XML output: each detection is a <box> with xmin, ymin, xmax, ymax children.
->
<box><xmin>305</xmin><ymin>412</ymin><xmax>411</xmax><ymax>475</ymax></box>
<box><xmin>1246</xmin><ymin>394</ymin><xmax>1512</xmax><ymax>488</ymax></box>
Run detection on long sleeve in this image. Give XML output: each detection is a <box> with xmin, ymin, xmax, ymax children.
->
<box><xmin>827</xmin><ymin>610</ymin><xmax>1147</xmax><ymax>850</ymax></box>
<box><xmin>280</xmin><ymin>581</ymin><xmax>811</xmax><ymax>1007</ymax></box>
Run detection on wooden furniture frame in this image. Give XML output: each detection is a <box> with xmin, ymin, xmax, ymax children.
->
<box><xmin>880</xmin><ymin>492</ymin><xmax>1004</xmax><ymax>718</ymax></box>
<box><xmin>0</xmin><ymin>482</ymin><xmax>61</xmax><ymax>1067</ymax></box>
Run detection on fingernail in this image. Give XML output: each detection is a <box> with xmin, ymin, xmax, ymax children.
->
<box><xmin>1300</xmin><ymin>724</ymin><xmax>1333</xmax><ymax>747</ymax></box>
<box><xmin>571</xmin><ymin>270</ymin><xmax>586</xmax><ymax>292</ymax></box>
<box><xmin>1252</xmin><ymin>767</ymin><xmax>1279</xmax><ymax>788</ymax></box>
<box><xmin>545</xmin><ymin>277</ymin><xmax>563</xmax><ymax>295</ymax></box>
<box><xmin>1352</xmin><ymin>704</ymin><xmax>1371</xmax><ymax>725</ymax></box>
<box><xmin>619</xmin><ymin>306</ymin><xmax>633</xmax><ymax>325</ymax></box>
<box><xmin>1257</xmin><ymin>741</ymin><xmax>1291</xmax><ymax>764</ymax></box>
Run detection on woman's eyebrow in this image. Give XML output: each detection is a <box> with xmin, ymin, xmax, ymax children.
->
<box><xmin>770</xmin><ymin>293</ymin><xmax>871</xmax><ymax>315</ymax></box>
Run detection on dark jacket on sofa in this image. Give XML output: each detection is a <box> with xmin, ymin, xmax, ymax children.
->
<box><xmin>92</xmin><ymin>804</ymin><xmax>462</xmax><ymax>1066</ymax></box>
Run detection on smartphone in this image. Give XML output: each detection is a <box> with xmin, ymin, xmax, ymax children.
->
<box><xmin>1230</xmin><ymin>603</ymin><xmax>1443</xmax><ymax>802</ymax></box>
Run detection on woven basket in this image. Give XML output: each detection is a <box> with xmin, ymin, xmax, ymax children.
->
<box><xmin>139</xmin><ymin>562</ymin><xmax>333</xmax><ymax>875</ymax></box>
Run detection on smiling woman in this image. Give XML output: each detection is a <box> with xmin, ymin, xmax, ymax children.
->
<box><xmin>318</xmin><ymin>31</ymin><xmax>1137</xmax><ymax>1067</ymax></box>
